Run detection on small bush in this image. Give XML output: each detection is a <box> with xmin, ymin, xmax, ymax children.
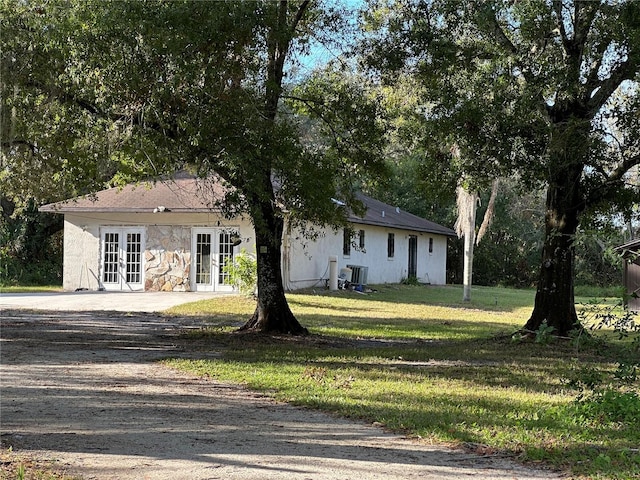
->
<box><xmin>222</xmin><ymin>249</ymin><xmax>257</xmax><ymax>297</ymax></box>
<box><xmin>574</xmin><ymin>388</ymin><xmax>640</xmax><ymax>423</ymax></box>
<box><xmin>567</xmin><ymin>300</ymin><xmax>640</xmax><ymax>424</ymax></box>
<box><xmin>535</xmin><ymin>320</ymin><xmax>556</xmax><ymax>344</ymax></box>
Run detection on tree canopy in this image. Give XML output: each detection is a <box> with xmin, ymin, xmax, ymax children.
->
<box><xmin>364</xmin><ymin>0</ymin><xmax>640</xmax><ymax>335</ymax></box>
<box><xmin>1</xmin><ymin>0</ymin><xmax>389</xmax><ymax>331</ymax></box>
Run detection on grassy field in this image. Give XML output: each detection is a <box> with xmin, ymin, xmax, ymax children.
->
<box><xmin>0</xmin><ymin>285</ymin><xmax>63</xmax><ymax>293</ymax></box>
<box><xmin>165</xmin><ymin>284</ymin><xmax>640</xmax><ymax>480</ymax></box>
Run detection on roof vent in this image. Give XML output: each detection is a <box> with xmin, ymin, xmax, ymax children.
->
<box><xmin>396</xmin><ymin>207</ymin><xmax>400</xmax><ymax>213</ymax></box>
<box><xmin>381</xmin><ymin>210</ymin><xmax>385</xmax><ymax>218</ymax></box>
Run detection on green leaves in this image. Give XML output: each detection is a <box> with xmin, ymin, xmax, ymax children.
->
<box><xmin>285</xmin><ymin>65</ymin><xmax>390</xmax><ymax>224</ymax></box>
<box><xmin>364</xmin><ymin>0</ymin><xmax>640</xmax><ymax>196</ymax></box>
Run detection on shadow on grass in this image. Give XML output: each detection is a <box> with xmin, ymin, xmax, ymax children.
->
<box><xmin>164</xmin><ymin>288</ymin><xmax>638</xmax><ymax>480</ymax></box>
<box><xmin>168</xmin><ymin>323</ymin><xmax>639</xmax><ymax>479</ymax></box>
<box><xmin>318</xmin><ymin>284</ymin><xmax>538</xmax><ymax>312</ymax></box>
<box><xmin>175</xmin><ymin>309</ymin><xmax>625</xmax><ymax>395</ymax></box>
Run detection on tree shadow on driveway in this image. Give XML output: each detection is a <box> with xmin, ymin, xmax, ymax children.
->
<box><xmin>0</xmin><ymin>310</ymin><xmax>561</xmax><ymax>480</ymax></box>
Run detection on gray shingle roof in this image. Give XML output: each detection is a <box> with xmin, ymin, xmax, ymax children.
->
<box><xmin>40</xmin><ymin>174</ymin><xmax>455</xmax><ymax>236</ymax></box>
<box><xmin>39</xmin><ymin>172</ymin><xmax>227</xmax><ymax>213</ymax></box>
<box><xmin>349</xmin><ymin>193</ymin><xmax>455</xmax><ymax>237</ymax></box>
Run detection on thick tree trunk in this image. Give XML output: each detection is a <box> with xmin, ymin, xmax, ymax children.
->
<box><xmin>240</xmin><ymin>200</ymin><xmax>308</xmax><ymax>335</ymax></box>
<box><xmin>236</xmin><ymin>1</ymin><xmax>308</xmax><ymax>335</ymax></box>
<box><xmin>524</xmin><ymin>164</ymin><xmax>583</xmax><ymax>337</ymax></box>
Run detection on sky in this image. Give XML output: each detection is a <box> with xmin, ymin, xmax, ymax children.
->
<box><xmin>294</xmin><ymin>0</ymin><xmax>365</xmax><ymax>77</ymax></box>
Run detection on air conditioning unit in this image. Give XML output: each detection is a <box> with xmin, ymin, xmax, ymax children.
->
<box><xmin>347</xmin><ymin>265</ymin><xmax>368</xmax><ymax>286</ymax></box>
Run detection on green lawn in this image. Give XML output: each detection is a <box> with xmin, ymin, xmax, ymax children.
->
<box><xmin>165</xmin><ymin>284</ymin><xmax>640</xmax><ymax>480</ymax></box>
<box><xmin>0</xmin><ymin>285</ymin><xmax>63</xmax><ymax>293</ymax></box>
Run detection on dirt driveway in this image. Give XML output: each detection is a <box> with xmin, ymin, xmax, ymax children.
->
<box><xmin>0</xmin><ymin>308</ymin><xmax>563</xmax><ymax>480</ymax></box>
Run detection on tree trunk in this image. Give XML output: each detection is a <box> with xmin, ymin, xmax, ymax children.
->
<box><xmin>523</xmin><ymin>164</ymin><xmax>583</xmax><ymax>337</ymax></box>
<box><xmin>462</xmin><ymin>210</ymin><xmax>476</xmax><ymax>302</ymax></box>
<box><xmin>237</xmin><ymin>1</ymin><xmax>309</xmax><ymax>335</ymax></box>
<box><xmin>240</xmin><ymin>198</ymin><xmax>308</xmax><ymax>335</ymax></box>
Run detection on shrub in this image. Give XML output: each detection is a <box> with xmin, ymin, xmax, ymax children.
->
<box><xmin>223</xmin><ymin>248</ymin><xmax>257</xmax><ymax>297</ymax></box>
<box><xmin>566</xmin><ymin>300</ymin><xmax>640</xmax><ymax>423</ymax></box>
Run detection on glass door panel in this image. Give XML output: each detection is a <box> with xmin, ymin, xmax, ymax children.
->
<box><xmin>218</xmin><ymin>231</ymin><xmax>233</xmax><ymax>287</ymax></box>
<box><xmin>195</xmin><ymin>232</ymin><xmax>213</xmax><ymax>288</ymax></box>
<box><xmin>192</xmin><ymin>228</ymin><xmax>236</xmax><ymax>292</ymax></box>
<box><xmin>126</xmin><ymin>232</ymin><xmax>142</xmax><ymax>285</ymax></box>
<box><xmin>101</xmin><ymin>228</ymin><xmax>144</xmax><ymax>291</ymax></box>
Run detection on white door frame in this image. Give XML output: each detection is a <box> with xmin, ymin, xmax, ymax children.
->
<box><xmin>99</xmin><ymin>227</ymin><xmax>145</xmax><ymax>291</ymax></box>
<box><xmin>191</xmin><ymin>227</ymin><xmax>236</xmax><ymax>292</ymax></box>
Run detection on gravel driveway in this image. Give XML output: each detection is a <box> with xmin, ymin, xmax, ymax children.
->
<box><xmin>0</xmin><ymin>307</ymin><xmax>563</xmax><ymax>480</ymax></box>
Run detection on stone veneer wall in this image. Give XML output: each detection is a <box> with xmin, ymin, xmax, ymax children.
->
<box><xmin>145</xmin><ymin>225</ymin><xmax>192</xmax><ymax>291</ymax></box>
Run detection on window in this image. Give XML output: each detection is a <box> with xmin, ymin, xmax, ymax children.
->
<box><xmin>359</xmin><ymin>229</ymin><xmax>365</xmax><ymax>249</ymax></box>
<box><xmin>429</xmin><ymin>237</ymin><xmax>434</xmax><ymax>253</ymax></box>
<box><xmin>343</xmin><ymin>228</ymin><xmax>351</xmax><ymax>256</ymax></box>
<box><xmin>387</xmin><ymin>233</ymin><xmax>395</xmax><ymax>258</ymax></box>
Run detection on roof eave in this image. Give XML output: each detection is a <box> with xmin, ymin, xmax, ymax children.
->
<box><xmin>614</xmin><ymin>239</ymin><xmax>640</xmax><ymax>257</ymax></box>
<box><xmin>348</xmin><ymin>217</ymin><xmax>456</xmax><ymax>237</ymax></box>
<box><xmin>38</xmin><ymin>206</ymin><xmax>222</xmax><ymax>214</ymax></box>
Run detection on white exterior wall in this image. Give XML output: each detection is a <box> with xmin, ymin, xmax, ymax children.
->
<box><xmin>62</xmin><ymin>217</ymin><xmax>101</xmax><ymax>291</ymax></box>
<box><xmin>62</xmin><ymin>213</ymin><xmax>255</xmax><ymax>291</ymax></box>
<box><xmin>285</xmin><ymin>224</ymin><xmax>448</xmax><ymax>290</ymax></box>
<box><xmin>62</xmin><ymin>212</ymin><xmax>448</xmax><ymax>292</ymax></box>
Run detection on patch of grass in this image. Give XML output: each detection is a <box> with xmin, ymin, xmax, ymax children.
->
<box><xmin>166</xmin><ymin>294</ymin><xmax>254</xmax><ymax>319</ymax></box>
<box><xmin>0</xmin><ymin>447</ymin><xmax>80</xmax><ymax>480</ymax></box>
<box><xmin>574</xmin><ymin>284</ymin><xmax>625</xmax><ymax>299</ymax></box>
<box><xmin>164</xmin><ymin>284</ymin><xmax>639</xmax><ymax>479</ymax></box>
<box><xmin>0</xmin><ymin>285</ymin><xmax>63</xmax><ymax>293</ymax></box>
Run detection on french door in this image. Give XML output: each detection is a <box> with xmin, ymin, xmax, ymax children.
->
<box><xmin>100</xmin><ymin>227</ymin><xmax>145</xmax><ymax>291</ymax></box>
<box><xmin>192</xmin><ymin>228</ymin><xmax>235</xmax><ymax>292</ymax></box>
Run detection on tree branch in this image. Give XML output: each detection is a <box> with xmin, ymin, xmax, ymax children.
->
<box><xmin>586</xmin><ymin>58</ymin><xmax>634</xmax><ymax>116</ymax></box>
<box><xmin>291</xmin><ymin>0</ymin><xmax>311</xmax><ymax>33</ymax></box>
<box><xmin>584</xmin><ymin>38</ymin><xmax>609</xmax><ymax>91</ymax></box>
<box><xmin>573</xmin><ymin>1</ymin><xmax>599</xmax><ymax>54</ymax></box>
<box><xmin>478</xmin><ymin>3</ymin><xmax>517</xmax><ymax>56</ymax></box>
<box><xmin>584</xmin><ymin>152</ymin><xmax>640</xmax><ymax>208</ymax></box>
<box><xmin>553</xmin><ymin>0</ymin><xmax>599</xmax><ymax>74</ymax></box>
<box><xmin>22</xmin><ymin>77</ymin><xmax>182</xmax><ymax>140</ymax></box>
<box><xmin>608</xmin><ymin>152</ymin><xmax>640</xmax><ymax>184</ymax></box>
<box><xmin>551</xmin><ymin>0</ymin><xmax>572</xmax><ymax>56</ymax></box>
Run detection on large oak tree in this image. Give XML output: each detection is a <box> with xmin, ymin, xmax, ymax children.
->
<box><xmin>365</xmin><ymin>0</ymin><xmax>640</xmax><ymax>336</ymax></box>
<box><xmin>2</xmin><ymin>0</ymin><xmax>388</xmax><ymax>332</ymax></box>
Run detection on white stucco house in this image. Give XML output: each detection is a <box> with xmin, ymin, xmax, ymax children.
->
<box><xmin>39</xmin><ymin>173</ymin><xmax>455</xmax><ymax>292</ymax></box>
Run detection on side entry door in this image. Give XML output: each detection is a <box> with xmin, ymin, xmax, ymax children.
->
<box><xmin>408</xmin><ymin>235</ymin><xmax>418</xmax><ymax>279</ymax></box>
